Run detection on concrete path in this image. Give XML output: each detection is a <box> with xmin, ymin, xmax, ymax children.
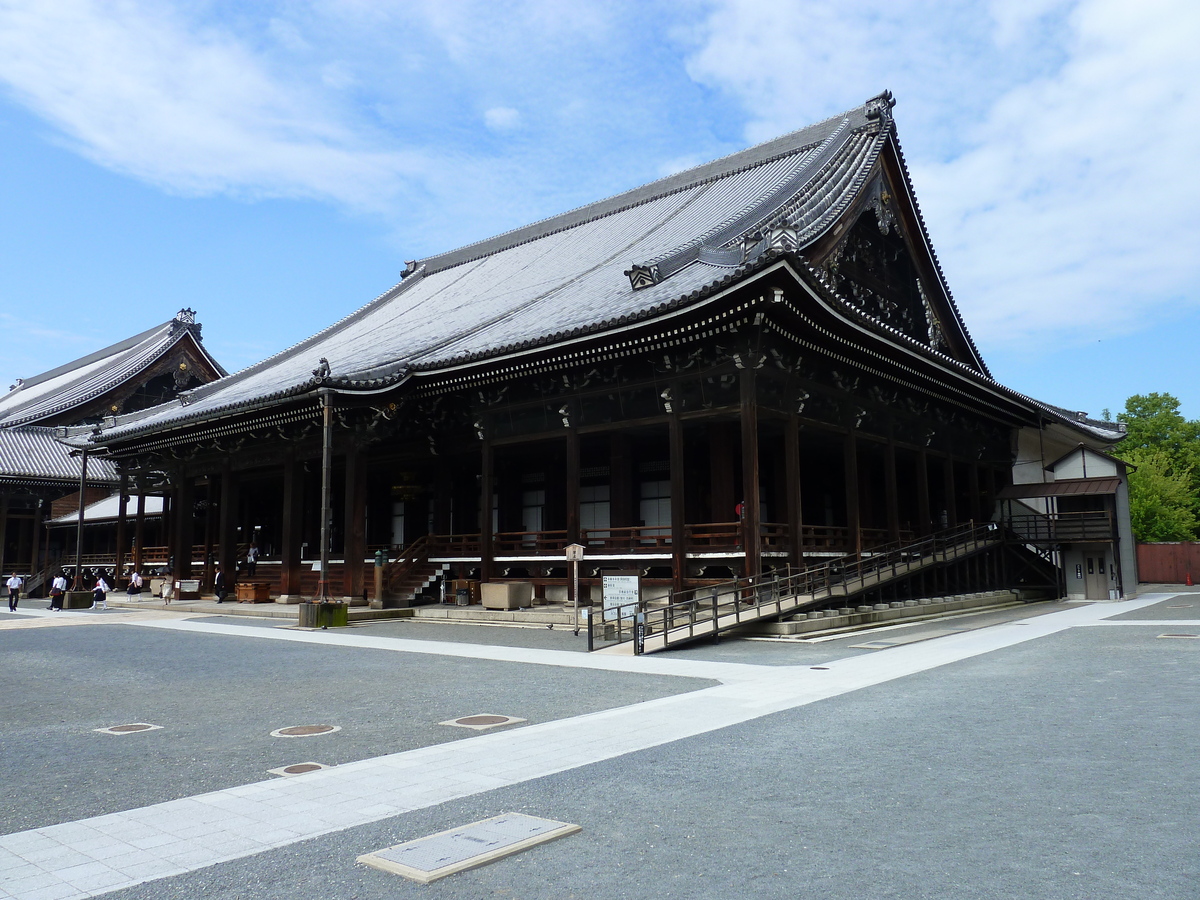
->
<box><xmin>0</xmin><ymin>595</ymin><xmax>1176</xmax><ymax>900</ymax></box>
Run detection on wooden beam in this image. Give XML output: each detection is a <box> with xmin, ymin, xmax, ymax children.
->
<box><xmin>29</xmin><ymin>499</ymin><xmax>42</xmax><ymax>580</ymax></box>
<box><xmin>740</xmin><ymin>369</ymin><xmax>761</xmax><ymax>578</ymax></box>
<box><xmin>0</xmin><ymin>493</ymin><xmax>8</xmax><ymax>577</ymax></box>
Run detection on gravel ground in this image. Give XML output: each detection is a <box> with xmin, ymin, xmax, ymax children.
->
<box><xmin>93</xmin><ymin>617</ymin><xmax>1200</xmax><ymax>900</ymax></box>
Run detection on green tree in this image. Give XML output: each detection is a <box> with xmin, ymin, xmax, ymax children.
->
<box><xmin>1122</xmin><ymin>447</ymin><xmax>1198</xmax><ymax>541</ymax></box>
<box><xmin>1115</xmin><ymin>393</ymin><xmax>1200</xmax><ymax>541</ymax></box>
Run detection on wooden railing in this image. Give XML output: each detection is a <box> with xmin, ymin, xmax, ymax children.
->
<box><xmin>494</xmin><ymin>530</ymin><xmax>568</xmax><ymax>555</ymax></box>
<box><xmin>1006</xmin><ymin>511</ymin><xmax>1113</xmax><ymax>544</ymax></box>
<box><xmin>584</xmin><ymin>525</ymin><xmax>672</xmax><ymax>551</ymax></box>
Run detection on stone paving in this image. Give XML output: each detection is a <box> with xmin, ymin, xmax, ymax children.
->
<box><xmin>0</xmin><ymin>594</ymin><xmax>1196</xmax><ymax>899</ymax></box>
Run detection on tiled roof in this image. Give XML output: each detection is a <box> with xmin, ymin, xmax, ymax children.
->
<box><xmin>0</xmin><ymin>426</ymin><xmax>118</xmax><ymax>485</ymax></box>
<box><xmin>0</xmin><ymin>312</ymin><xmax>226</xmax><ymax>427</ymax></box>
<box><xmin>91</xmin><ymin>92</ymin><xmax>1111</xmax><ymax>450</ymax></box>
<box><xmin>98</xmin><ymin>97</ymin><xmax>904</xmax><ymax>441</ymax></box>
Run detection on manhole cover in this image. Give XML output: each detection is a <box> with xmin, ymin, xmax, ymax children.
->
<box><xmin>94</xmin><ymin>723</ymin><xmax>163</xmax><ymax>735</ymax></box>
<box><xmin>268</xmin><ymin>762</ymin><xmax>331</xmax><ymax>777</ymax></box>
<box><xmin>810</xmin><ymin>666</ymin><xmax>830</xmax><ymax>670</ymax></box>
<box><xmin>357</xmin><ymin>813</ymin><xmax>580</xmax><ymax>883</ymax></box>
<box><xmin>438</xmin><ymin>714</ymin><xmax>526</xmax><ymax>731</ymax></box>
<box><xmin>271</xmin><ymin>724</ymin><xmax>342</xmax><ymax>738</ymax></box>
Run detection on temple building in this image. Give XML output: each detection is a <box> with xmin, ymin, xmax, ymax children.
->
<box><xmin>81</xmin><ymin>93</ymin><xmax>1136</xmax><ymax>614</ymax></box>
<box><xmin>0</xmin><ymin>310</ymin><xmax>224</xmax><ymax>587</ymax></box>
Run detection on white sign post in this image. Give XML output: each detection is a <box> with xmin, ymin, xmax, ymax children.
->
<box><xmin>565</xmin><ymin>543</ymin><xmax>586</xmax><ymax>635</ymax></box>
<box><xmin>602</xmin><ymin>571</ymin><xmax>641</xmax><ymax>623</ymax></box>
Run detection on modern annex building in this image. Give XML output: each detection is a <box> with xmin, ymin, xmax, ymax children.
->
<box><xmin>82</xmin><ymin>93</ymin><xmax>1136</xmax><ymax>612</ymax></box>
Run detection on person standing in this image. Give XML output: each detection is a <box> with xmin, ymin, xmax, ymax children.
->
<box><xmin>48</xmin><ymin>572</ymin><xmax>67</xmax><ymax>610</ymax></box>
<box><xmin>214</xmin><ymin>567</ymin><xmax>228</xmax><ymax>603</ymax></box>
<box><xmin>127</xmin><ymin>570</ymin><xmax>143</xmax><ymax>596</ymax></box>
<box><xmin>91</xmin><ymin>576</ymin><xmax>110</xmax><ymax>610</ymax></box>
<box><xmin>6</xmin><ymin>572</ymin><xmax>22</xmax><ymax>611</ymax></box>
<box><xmin>246</xmin><ymin>542</ymin><xmax>259</xmax><ymax>577</ymax></box>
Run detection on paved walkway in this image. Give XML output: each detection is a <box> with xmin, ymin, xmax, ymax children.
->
<box><xmin>0</xmin><ymin>595</ymin><xmax>1181</xmax><ymax>900</ymax></box>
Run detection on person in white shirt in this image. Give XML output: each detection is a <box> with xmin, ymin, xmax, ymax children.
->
<box><xmin>6</xmin><ymin>573</ymin><xmax>22</xmax><ymax>612</ymax></box>
<box><xmin>49</xmin><ymin>573</ymin><xmax>67</xmax><ymax>610</ymax></box>
<box><xmin>127</xmin><ymin>570</ymin><xmax>143</xmax><ymax>596</ymax></box>
<box><xmin>91</xmin><ymin>576</ymin><xmax>111</xmax><ymax>610</ymax></box>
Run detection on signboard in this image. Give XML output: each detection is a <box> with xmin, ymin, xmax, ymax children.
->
<box><xmin>564</xmin><ymin>543</ymin><xmax>586</xmax><ymax>562</ymax></box>
<box><xmin>602</xmin><ymin>572</ymin><xmax>640</xmax><ymax>622</ymax></box>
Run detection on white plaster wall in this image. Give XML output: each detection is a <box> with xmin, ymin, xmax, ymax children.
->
<box><xmin>1052</xmin><ymin>448</ymin><xmax>1118</xmax><ymax>479</ymax></box>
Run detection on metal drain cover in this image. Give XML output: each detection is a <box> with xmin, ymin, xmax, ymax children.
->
<box><xmin>358</xmin><ymin>813</ymin><xmax>580</xmax><ymax>883</ymax></box>
<box><xmin>1157</xmin><ymin>633</ymin><xmax>1200</xmax><ymax>639</ymax></box>
<box><xmin>267</xmin><ymin>762</ymin><xmax>332</xmax><ymax>776</ymax></box>
<box><xmin>271</xmin><ymin>724</ymin><xmax>342</xmax><ymax>737</ymax></box>
<box><xmin>94</xmin><ymin>723</ymin><xmax>162</xmax><ymax>735</ymax></box>
<box><xmin>439</xmin><ymin>714</ymin><xmax>527</xmax><ymax>731</ymax></box>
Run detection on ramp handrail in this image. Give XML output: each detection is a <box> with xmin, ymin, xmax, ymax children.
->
<box><xmin>592</xmin><ymin>522</ymin><xmax>1000</xmax><ymax>653</ymax></box>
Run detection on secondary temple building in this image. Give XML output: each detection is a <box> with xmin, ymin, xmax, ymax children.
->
<box><xmin>0</xmin><ymin>311</ymin><xmax>224</xmax><ymax>587</ymax></box>
<box><xmin>78</xmin><ymin>93</ymin><xmax>1136</xmax><ymax>606</ymax></box>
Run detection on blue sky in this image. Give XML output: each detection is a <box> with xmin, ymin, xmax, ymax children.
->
<box><xmin>0</xmin><ymin>0</ymin><xmax>1197</xmax><ymax>421</ymax></box>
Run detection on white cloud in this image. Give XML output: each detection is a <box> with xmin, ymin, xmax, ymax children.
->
<box><xmin>484</xmin><ymin>106</ymin><xmax>521</xmax><ymax>131</ymax></box>
<box><xmin>0</xmin><ymin>0</ymin><xmax>425</xmax><ymax>212</ymax></box>
<box><xmin>684</xmin><ymin>0</ymin><xmax>1200</xmax><ymax>352</ymax></box>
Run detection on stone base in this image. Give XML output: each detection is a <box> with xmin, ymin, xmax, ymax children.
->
<box><xmin>275</xmin><ymin>595</ymin><xmax>303</xmax><ymax>604</ymax></box>
<box><xmin>62</xmin><ymin>591</ymin><xmax>94</xmax><ymax>610</ymax></box>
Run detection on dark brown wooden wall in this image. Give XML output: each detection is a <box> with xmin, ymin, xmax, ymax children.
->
<box><xmin>1137</xmin><ymin>542</ymin><xmax>1200</xmax><ymax>583</ymax></box>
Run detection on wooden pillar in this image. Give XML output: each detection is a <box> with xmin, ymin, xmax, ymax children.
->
<box><xmin>565</xmin><ymin>428</ymin><xmax>580</xmax><ymax>544</ymax></box>
<box><xmin>280</xmin><ymin>455</ymin><xmax>302</xmax><ymax>596</ymax></box>
<box><xmin>943</xmin><ymin>456</ymin><xmax>958</xmax><ymax>527</ymax></box>
<box><xmin>480</xmin><ymin>439</ymin><xmax>494</xmax><ymax>583</ymax></box>
<box><xmin>982</xmin><ymin>466</ymin><xmax>997</xmax><ymax>522</ymax></box>
<box><xmin>709</xmin><ymin>422</ymin><xmax>736</xmax><ymax>524</ymax></box>
<box><xmin>133</xmin><ymin>491</ymin><xmax>146</xmax><ymax>575</ymax></box>
<box><xmin>343</xmin><ymin>445</ymin><xmax>367</xmax><ymax>599</ymax></box>
<box><xmin>29</xmin><ymin>501</ymin><xmax>42</xmax><ymax>579</ymax></box>
<box><xmin>201</xmin><ymin>479</ymin><xmax>215</xmax><ymax>590</ymax></box>
<box><xmin>114</xmin><ymin>472</ymin><xmax>129</xmax><ymax>586</ymax></box>
<box><xmin>218</xmin><ymin>467</ymin><xmax>239</xmax><ymax>583</ymax></box>
<box><xmin>162</xmin><ymin>490</ymin><xmax>173</xmax><ymax>571</ymax></box>
<box><xmin>610</xmin><ymin>433</ymin><xmax>632</xmax><ymax>528</ymax></box>
<box><xmin>968</xmin><ymin>463</ymin><xmax>982</xmax><ymax>524</ymax></box>
<box><xmin>885</xmin><ymin>439</ymin><xmax>900</xmax><ymax>542</ymax></box>
<box><xmin>740</xmin><ymin>370</ymin><xmax>761</xmax><ymax>578</ymax></box>
<box><xmin>175</xmin><ymin>474</ymin><xmax>194</xmax><ymax>578</ymax></box>
<box><xmin>844</xmin><ymin>432</ymin><xmax>860</xmax><ymax>556</ymax></box>
<box><xmin>669</xmin><ymin>413</ymin><xmax>686</xmax><ymax>592</ymax></box>
<box><xmin>916</xmin><ymin>450</ymin><xmax>931</xmax><ymax>536</ymax></box>
<box><xmin>785</xmin><ymin>414</ymin><xmax>805</xmax><ymax>570</ymax></box>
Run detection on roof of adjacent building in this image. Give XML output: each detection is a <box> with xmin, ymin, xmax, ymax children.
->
<box><xmin>0</xmin><ymin>310</ymin><xmax>226</xmax><ymax>428</ymax></box>
<box><xmin>90</xmin><ymin>93</ymin><xmax>1122</xmax><ymax>448</ymax></box>
<box><xmin>47</xmin><ymin>492</ymin><xmax>164</xmax><ymax>526</ymax></box>
<box><xmin>0</xmin><ymin>426</ymin><xmax>118</xmax><ymax>485</ymax></box>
